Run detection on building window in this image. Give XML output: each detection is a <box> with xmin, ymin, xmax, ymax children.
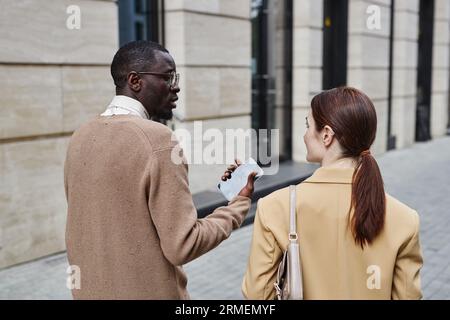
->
<box><xmin>251</xmin><ymin>0</ymin><xmax>293</xmax><ymax>162</ymax></box>
<box><xmin>416</xmin><ymin>0</ymin><xmax>435</xmax><ymax>142</ymax></box>
<box><xmin>322</xmin><ymin>0</ymin><xmax>348</xmax><ymax>90</ymax></box>
<box><xmin>118</xmin><ymin>0</ymin><xmax>165</xmax><ymax>46</ymax></box>
<box><xmin>387</xmin><ymin>0</ymin><xmax>396</xmax><ymax>150</ymax></box>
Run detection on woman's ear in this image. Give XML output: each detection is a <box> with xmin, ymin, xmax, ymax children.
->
<box><xmin>322</xmin><ymin>125</ymin><xmax>335</xmax><ymax>147</ymax></box>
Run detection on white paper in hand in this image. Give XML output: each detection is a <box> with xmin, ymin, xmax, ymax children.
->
<box><xmin>217</xmin><ymin>158</ymin><xmax>264</xmax><ymax>201</ymax></box>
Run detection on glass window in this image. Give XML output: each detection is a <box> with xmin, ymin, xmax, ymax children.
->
<box><xmin>251</xmin><ymin>0</ymin><xmax>293</xmax><ymax>162</ymax></box>
<box><xmin>118</xmin><ymin>0</ymin><xmax>164</xmax><ymax>46</ymax></box>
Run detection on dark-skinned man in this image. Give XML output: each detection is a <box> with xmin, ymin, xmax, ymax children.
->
<box><xmin>64</xmin><ymin>40</ymin><xmax>256</xmax><ymax>299</ymax></box>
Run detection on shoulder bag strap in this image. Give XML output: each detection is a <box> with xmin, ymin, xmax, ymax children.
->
<box><xmin>289</xmin><ymin>185</ymin><xmax>298</xmax><ymax>242</ymax></box>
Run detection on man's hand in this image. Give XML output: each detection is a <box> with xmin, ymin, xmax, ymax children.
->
<box><xmin>221</xmin><ymin>159</ymin><xmax>258</xmax><ymax>200</ymax></box>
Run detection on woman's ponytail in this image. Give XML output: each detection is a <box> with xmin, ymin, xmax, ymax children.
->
<box><xmin>350</xmin><ymin>151</ymin><xmax>386</xmax><ymax>248</ymax></box>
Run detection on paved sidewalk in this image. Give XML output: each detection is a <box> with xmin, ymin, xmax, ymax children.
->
<box><xmin>0</xmin><ymin>136</ymin><xmax>449</xmax><ymax>299</ymax></box>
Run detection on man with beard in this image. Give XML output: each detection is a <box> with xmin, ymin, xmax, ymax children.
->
<box><xmin>64</xmin><ymin>41</ymin><xmax>256</xmax><ymax>299</ymax></box>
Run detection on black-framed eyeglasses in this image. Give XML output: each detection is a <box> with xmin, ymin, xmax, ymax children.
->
<box><xmin>135</xmin><ymin>71</ymin><xmax>180</xmax><ymax>88</ymax></box>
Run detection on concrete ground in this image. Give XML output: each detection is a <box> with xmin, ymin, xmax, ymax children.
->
<box><xmin>0</xmin><ymin>136</ymin><xmax>449</xmax><ymax>299</ymax></box>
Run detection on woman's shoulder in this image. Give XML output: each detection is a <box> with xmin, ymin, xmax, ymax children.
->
<box><xmin>257</xmin><ymin>186</ymin><xmax>289</xmax><ymax>210</ymax></box>
<box><xmin>257</xmin><ymin>181</ymin><xmax>317</xmax><ymax>212</ymax></box>
<box><xmin>256</xmin><ymin>183</ymin><xmax>309</xmax><ymax>225</ymax></box>
<box><xmin>255</xmin><ymin>186</ymin><xmax>290</xmax><ymax>226</ymax></box>
<box><xmin>385</xmin><ymin>193</ymin><xmax>420</xmax><ymax>231</ymax></box>
<box><xmin>386</xmin><ymin>194</ymin><xmax>418</xmax><ymax>218</ymax></box>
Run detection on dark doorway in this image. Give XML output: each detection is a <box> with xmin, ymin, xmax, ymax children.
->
<box><xmin>118</xmin><ymin>0</ymin><xmax>165</xmax><ymax>46</ymax></box>
<box><xmin>322</xmin><ymin>0</ymin><xmax>348</xmax><ymax>90</ymax></box>
<box><xmin>251</xmin><ymin>0</ymin><xmax>293</xmax><ymax>162</ymax></box>
<box><xmin>448</xmin><ymin>49</ymin><xmax>450</xmax><ymax>135</ymax></box>
<box><xmin>416</xmin><ymin>0</ymin><xmax>434</xmax><ymax>142</ymax></box>
<box><xmin>448</xmin><ymin>66</ymin><xmax>450</xmax><ymax>134</ymax></box>
<box><xmin>387</xmin><ymin>0</ymin><xmax>396</xmax><ymax>150</ymax></box>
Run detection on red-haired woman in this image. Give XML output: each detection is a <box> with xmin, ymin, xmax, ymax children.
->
<box><xmin>242</xmin><ymin>87</ymin><xmax>423</xmax><ymax>299</ymax></box>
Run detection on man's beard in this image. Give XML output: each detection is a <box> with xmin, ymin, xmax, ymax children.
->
<box><xmin>151</xmin><ymin>109</ymin><xmax>173</xmax><ymax>123</ymax></box>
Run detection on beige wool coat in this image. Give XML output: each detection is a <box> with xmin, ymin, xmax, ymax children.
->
<box><xmin>242</xmin><ymin>166</ymin><xmax>423</xmax><ymax>300</ymax></box>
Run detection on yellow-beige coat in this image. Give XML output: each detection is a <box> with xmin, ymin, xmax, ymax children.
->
<box><xmin>242</xmin><ymin>166</ymin><xmax>423</xmax><ymax>299</ymax></box>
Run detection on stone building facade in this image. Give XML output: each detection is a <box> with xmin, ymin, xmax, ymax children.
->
<box><xmin>0</xmin><ymin>0</ymin><xmax>449</xmax><ymax>268</ymax></box>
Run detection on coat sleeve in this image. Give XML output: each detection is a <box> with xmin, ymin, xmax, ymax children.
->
<box><xmin>147</xmin><ymin>146</ymin><xmax>251</xmax><ymax>266</ymax></box>
<box><xmin>242</xmin><ymin>198</ymin><xmax>281</xmax><ymax>300</ymax></box>
<box><xmin>391</xmin><ymin>211</ymin><xmax>423</xmax><ymax>299</ymax></box>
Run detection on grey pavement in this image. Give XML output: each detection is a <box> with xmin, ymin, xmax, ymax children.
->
<box><xmin>0</xmin><ymin>136</ymin><xmax>449</xmax><ymax>299</ymax></box>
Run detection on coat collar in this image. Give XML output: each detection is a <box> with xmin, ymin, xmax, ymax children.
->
<box><xmin>304</xmin><ymin>166</ymin><xmax>355</xmax><ymax>184</ymax></box>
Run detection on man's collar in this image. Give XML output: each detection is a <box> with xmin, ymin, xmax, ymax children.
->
<box><xmin>304</xmin><ymin>166</ymin><xmax>355</xmax><ymax>184</ymax></box>
<box><xmin>101</xmin><ymin>95</ymin><xmax>150</xmax><ymax>120</ymax></box>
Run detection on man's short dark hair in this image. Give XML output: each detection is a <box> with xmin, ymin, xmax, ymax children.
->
<box><xmin>111</xmin><ymin>40</ymin><xmax>169</xmax><ymax>88</ymax></box>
